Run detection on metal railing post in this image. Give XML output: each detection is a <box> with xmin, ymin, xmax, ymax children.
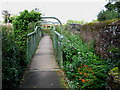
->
<box><xmin>27</xmin><ymin>26</ymin><xmax>43</xmax><ymax>62</ymax></box>
<box><xmin>32</xmin><ymin>17</ymin><xmax>64</xmax><ymax>68</ymax></box>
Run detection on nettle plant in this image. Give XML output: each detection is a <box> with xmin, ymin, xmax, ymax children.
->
<box><xmin>62</xmin><ymin>30</ymin><xmax>109</xmax><ymax>89</ymax></box>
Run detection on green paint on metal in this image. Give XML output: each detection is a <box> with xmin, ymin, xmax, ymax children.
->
<box><xmin>41</xmin><ymin>17</ymin><xmax>63</xmax><ymax>34</ymax></box>
<box><xmin>40</xmin><ymin>17</ymin><xmax>64</xmax><ymax>68</ymax></box>
<box><xmin>51</xmin><ymin>28</ymin><xmax>64</xmax><ymax>68</ymax></box>
<box><xmin>27</xmin><ymin>17</ymin><xmax>64</xmax><ymax>68</ymax></box>
<box><xmin>26</xmin><ymin>26</ymin><xmax>43</xmax><ymax>62</ymax></box>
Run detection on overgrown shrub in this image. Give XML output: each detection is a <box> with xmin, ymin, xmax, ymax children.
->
<box><xmin>59</xmin><ymin>28</ymin><xmax>110</xmax><ymax>89</ymax></box>
<box><xmin>81</xmin><ymin>19</ymin><xmax>120</xmax><ymax>71</ymax></box>
<box><xmin>62</xmin><ymin>19</ymin><xmax>120</xmax><ymax>89</ymax></box>
<box><xmin>2</xmin><ymin>10</ymin><xmax>42</xmax><ymax>88</ymax></box>
<box><xmin>2</xmin><ymin>25</ymin><xmax>22</xmax><ymax>88</ymax></box>
<box><xmin>66</xmin><ymin>19</ymin><xmax>120</xmax><ymax>74</ymax></box>
<box><xmin>12</xmin><ymin>10</ymin><xmax>41</xmax><ymax>66</ymax></box>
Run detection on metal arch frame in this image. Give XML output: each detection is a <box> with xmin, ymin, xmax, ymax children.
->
<box><xmin>34</xmin><ymin>16</ymin><xmax>63</xmax><ymax>34</ymax></box>
<box><xmin>40</xmin><ymin>17</ymin><xmax>62</xmax><ymax>26</ymax></box>
<box><xmin>34</xmin><ymin>20</ymin><xmax>56</xmax><ymax>31</ymax></box>
<box><xmin>34</xmin><ymin>17</ymin><xmax>63</xmax><ymax>68</ymax></box>
<box><xmin>41</xmin><ymin>17</ymin><xmax>63</xmax><ymax>34</ymax></box>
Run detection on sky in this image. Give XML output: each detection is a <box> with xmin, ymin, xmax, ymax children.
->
<box><xmin>0</xmin><ymin>0</ymin><xmax>109</xmax><ymax>23</ymax></box>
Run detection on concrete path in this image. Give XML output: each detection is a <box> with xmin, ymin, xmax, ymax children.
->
<box><xmin>20</xmin><ymin>35</ymin><xmax>62</xmax><ymax>88</ymax></box>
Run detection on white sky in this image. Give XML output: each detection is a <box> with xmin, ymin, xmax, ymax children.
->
<box><xmin>0</xmin><ymin>0</ymin><xmax>108</xmax><ymax>23</ymax></box>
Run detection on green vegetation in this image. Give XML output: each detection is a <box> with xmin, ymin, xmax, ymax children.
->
<box><xmin>97</xmin><ymin>2</ymin><xmax>120</xmax><ymax>21</ymax></box>
<box><xmin>12</xmin><ymin>10</ymin><xmax>41</xmax><ymax>65</ymax></box>
<box><xmin>2</xmin><ymin>10</ymin><xmax>41</xmax><ymax>88</ymax></box>
<box><xmin>60</xmin><ymin>29</ymin><xmax>109</xmax><ymax>89</ymax></box>
<box><xmin>97</xmin><ymin>10</ymin><xmax>119</xmax><ymax>21</ymax></box>
<box><xmin>80</xmin><ymin>19</ymin><xmax>120</xmax><ymax>69</ymax></box>
<box><xmin>9</xmin><ymin>14</ymin><xmax>17</xmax><ymax>23</ymax></box>
<box><xmin>2</xmin><ymin>6</ymin><xmax>120</xmax><ymax>89</ymax></box>
<box><xmin>81</xmin><ymin>19</ymin><xmax>119</xmax><ymax>32</ymax></box>
<box><xmin>66</xmin><ymin>19</ymin><xmax>87</xmax><ymax>25</ymax></box>
<box><xmin>2</xmin><ymin>25</ymin><xmax>22</xmax><ymax>88</ymax></box>
<box><xmin>55</xmin><ymin>19</ymin><xmax>120</xmax><ymax>88</ymax></box>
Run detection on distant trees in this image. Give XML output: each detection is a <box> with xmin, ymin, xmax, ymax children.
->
<box><xmin>91</xmin><ymin>19</ymin><xmax>99</xmax><ymax>23</ymax></box>
<box><xmin>105</xmin><ymin>2</ymin><xmax>120</xmax><ymax>14</ymax></box>
<box><xmin>97</xmin><ymin>2</ymin><xmax>120</xmax><ymax>21</ymax></box>
<box><xmin>66</xmin><ymin>20</ymin><xmax>87</xmax><ymax>25</ymax></box>
<box><xmin>97</xmin><ymin>10</ymin><xmax>119</xmax><ymax>21</ymax></box>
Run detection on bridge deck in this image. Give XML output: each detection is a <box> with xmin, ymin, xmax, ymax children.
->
<box><xmin>20</xmin><ymin>35</ymin><xmax>62</xmax><ymax>88</ymax></box>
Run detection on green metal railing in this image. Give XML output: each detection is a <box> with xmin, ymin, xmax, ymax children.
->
<box><xmin>26</xmin><ymin>17</ymin><xmax>64</xmax><ymax>68</ymax></box>
<box><xmin>27</xmin><ymin>26</ymin><xmax>43</xmax><ymax>62</ymax></box>
<box><xmin>51</xmin><ymin>26</ymin><xmax>64</xmax><ymax>68</ymax></box>
<box><xmin>40</xmin><ymin>17</ymin><xmax>64</xmax><ymax>68</ymax></box>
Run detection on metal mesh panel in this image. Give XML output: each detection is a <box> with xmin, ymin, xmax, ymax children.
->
<box><xmin>26</xmin><ymin>26</ymin><xmax>43</xmax><ymax>62</ymax></box>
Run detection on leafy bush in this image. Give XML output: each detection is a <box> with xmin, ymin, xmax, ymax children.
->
<box><xmin>12</xmin><ymin>10</ymin><xmax>41</xmax><ymax>66</ymax></box>
<box><xmin>2</xmin><ymin>25</ymin><xmax>22</xmax><ymax>87</ymax></box>
<box><xmin>76</xmin><ymin>19</ymin><xmax>120</xmax><ymax>70</ymax></box>
<box><xmin>2</xmin><ymin>10</ymin><xmax>42</xmax><ymax>88</ymax></box>
<box><xmin>60</xmin><ymin>28</ymin><xmax>110</xmax><ymax>89</ymax></box>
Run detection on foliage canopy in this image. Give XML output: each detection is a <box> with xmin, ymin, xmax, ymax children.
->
<box><xmin>97</xmin><ymin>2</ymin><xmax>120</xmax><ymax>21</ymax></box>
<box><xmin>2</xmin><ymin>9</ymin><xmax>42</xmax><ymax>88</ymax></box>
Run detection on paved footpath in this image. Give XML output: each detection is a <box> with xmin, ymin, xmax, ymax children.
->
<box><xmin>20</xmin><ymin>35</ymin><xmax>62</xmax><ymax>88</ymax></box>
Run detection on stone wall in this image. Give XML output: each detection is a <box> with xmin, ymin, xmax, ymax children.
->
<box><xmin>67</xmin><ymin>21</ymin><xmax>120</xmax><ymax>59</ymax></box>
<box><xmin>66</xmin><ymin>21</ymin><xmax>120</xmax><ymax>89</ymax></box>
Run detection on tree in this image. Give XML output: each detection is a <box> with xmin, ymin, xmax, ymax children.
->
<box><xmin>97</xmin><ymin>2</ymin><xmax>120</xmax><ymax>21</ymax></box>
<box><xmin>105</xmin><ymin>2</ymin><xmax>115</xmax><ymax>11</ymax></box>
<box><xmin>107</xmin><ymin>0</ymin><xmax>120</xmax><ymax>2</ymax></box>
<box><xmin>97</xmin><ymin>10</ymin><xmax>119</xmax><ymax>21</ymax></box>
<box><xmin>2</xmin><ymin>10</ymin><xmax>11</xmax><ymax>23</ymax></box>
<box><xmin>114</xmin><ymin>2</ymin><xmax>120</xmax><ymax>15</ymax></box>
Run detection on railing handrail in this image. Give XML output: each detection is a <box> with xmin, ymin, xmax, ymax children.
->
<box><xmin>40</xmin><ymin>17</ymin><xmax>63</xmax><ymax>34</ymax></box>
<box><xmin>27</xmin><ymin>25</ymin><xmax>43</xmax><ymax>63</ymax></box>
<box><xmin>41</xmin><ymin>17</ymin><xmax>62</xmax><ymax>26</ymax></box>
<box><xmin>51</xmin><ymin>26</ymin><xmax>64</xmax><ymax>68</ymax></box>
<box><xmin>27</xmin><ymin>26</ymin><xmax>40</xmax><ymax>36</ymax></box>
<box><xmin>54</xmin><ymin>31</ymin><xmax>61</xmax><ymax>37</ymax></box>
<box><xmin>27</xmin><ymin>17</ymin><xmax>64</xmax><ymax>68</ymax></box>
